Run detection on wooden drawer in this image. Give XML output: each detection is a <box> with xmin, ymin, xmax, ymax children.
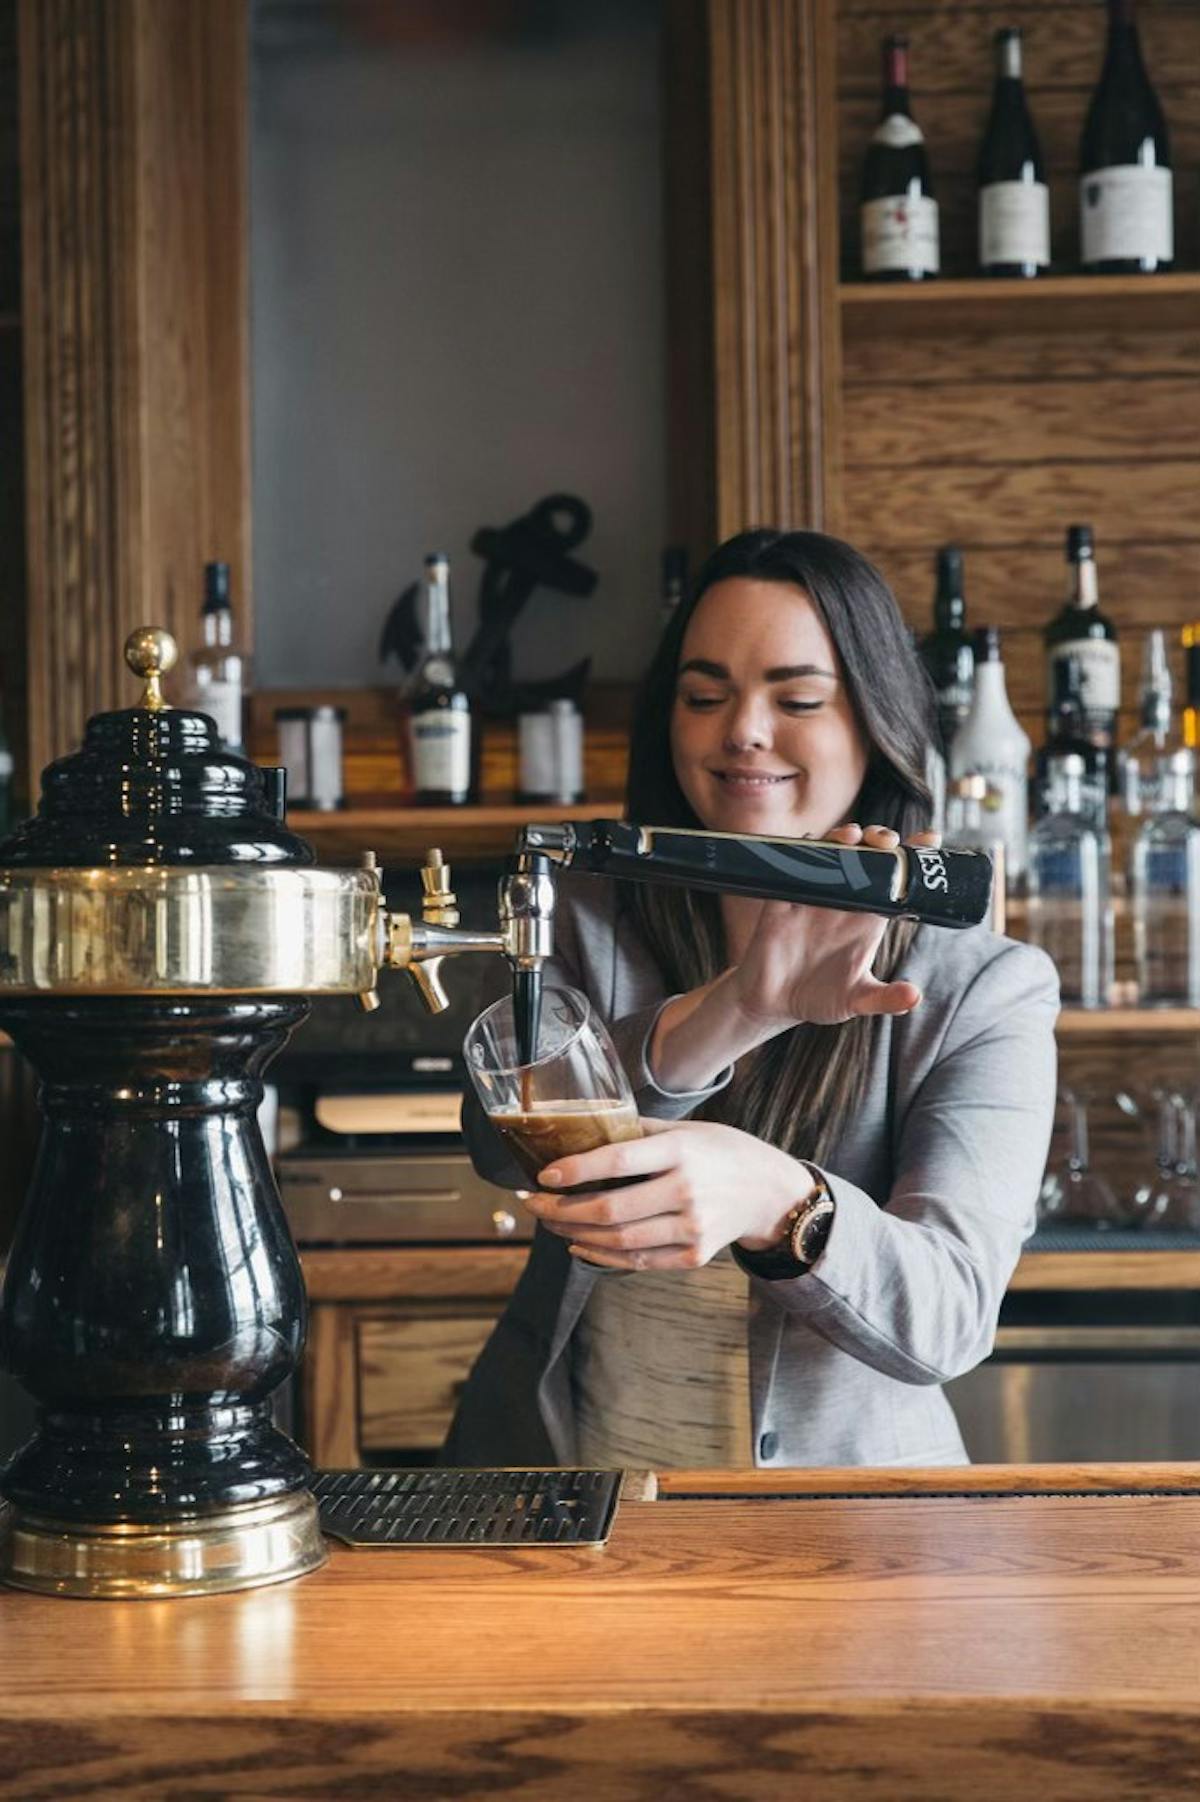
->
<box><xmin>357</xmin><ymin>1310</ymin><xmax>500</xmax><ymax>1452</ymax></box>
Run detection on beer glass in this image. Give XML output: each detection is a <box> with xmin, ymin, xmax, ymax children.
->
<box><xmin>465</xmin><ymin>985</ymin><xmax>642</xmax><ymax>1190</ymax></box>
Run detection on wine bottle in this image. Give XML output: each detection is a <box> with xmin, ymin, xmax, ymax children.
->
<box><xmin>182</xmin><ymin>561</ymin><xmax>247</xmax><ymax>751</ymax></box>
<box><xmin>1044</xmin><ymin>525</ymin><xmax>1120</xmax><ymax>755</ymax></box>
<box><xmin>977</xmin><ymin>28</ymin><xmax>1049</xmax><ymax>278</ymax></box>
<box><xmin>1079</xmin><ymin>0</ymin><xmax>1173</xmax><ymax>275</ymax></box>
<box><xmin>408</xmin><ymin>553</ymin><xmax>474</xmax><ymax>806</ymax></box>
<box><xmin>918</xmin><ymin>545</ymin><xmax>975</xmax><ymax>755</ymax></box>
<box><xmin>860</xmin><ymin>34</ymin><xmax>939</xmax><ymax>283</ymax></box>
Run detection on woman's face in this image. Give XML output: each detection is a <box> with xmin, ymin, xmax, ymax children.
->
<box><xmin>670</xmin><ymin>577</ymin><xmax>870</xmax><ymax>839</ymax></box>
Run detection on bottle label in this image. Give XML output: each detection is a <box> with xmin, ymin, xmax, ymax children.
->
<box><xmin>1080</xmin><ymin>165</ymin><xmax>1173</xmax><ymax>265</ymax></box>
<box><xmin>862</xmin><ymin>195</ymin><xmax>939</xmax><ymax>275</ymax></box>
<box><xmin>411</xmin><ymin>709</ymin><xmax>471</xmax><ymax>796</ymax></box>
<box><xmin>1049</xmin><ymin>640</ymin><xmax>1120</xmax><ymax>714</ymax></box>
<box><xmin>197</xmin><ymin>679</ymin><xmax>243</xmax><ymax>749</ymax></box>
<box><xmin>871</xmin><ymin>114</ymin><xmax>924</xmax><ymax>150</ymax></box>
<box><xmin>979</xmin><ymin>181</ymin><xmax>1050</xmax><ymax>267</ymax></box>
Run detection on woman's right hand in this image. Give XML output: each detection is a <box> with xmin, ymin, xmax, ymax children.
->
<box><xmin>728</xmin><ymin>822</ymin><xmax>935</xmax><ymax>1031</ymax></box>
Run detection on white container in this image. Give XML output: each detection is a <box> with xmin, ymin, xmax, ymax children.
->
<box><xmin>949</xmin><ymin>627</ymin><xmax>1031</xmax><ymax>885</ymax></box>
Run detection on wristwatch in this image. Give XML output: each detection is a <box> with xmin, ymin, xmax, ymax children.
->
<box><xmin>732</xmin><ymin>1170</ymin><xmax>836</xmax><ymax>1281</ymax></box>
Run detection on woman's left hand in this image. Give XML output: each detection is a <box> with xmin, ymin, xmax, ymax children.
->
<box><xmin>521</xmin><ymin>1118</ymin><xmax>810</xmax><ymax>1272</ymax></box>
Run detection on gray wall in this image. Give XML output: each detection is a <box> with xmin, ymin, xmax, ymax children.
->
<box><xmin>250</xmin><ymin>1</ymin><xmax>668</xmax><ymax>689</ymax></box>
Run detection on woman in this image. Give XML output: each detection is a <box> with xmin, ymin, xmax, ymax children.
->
<box><xmin>444</xmin><ymin>529</ymin><xmax>1058</xmax><ymax>1469</ymax></box>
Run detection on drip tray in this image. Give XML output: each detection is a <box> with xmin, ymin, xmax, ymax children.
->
<box><xmin>311</xmin><ymin>1467</ymin><xmax>624</xmax><ymax>1548</ymax></box>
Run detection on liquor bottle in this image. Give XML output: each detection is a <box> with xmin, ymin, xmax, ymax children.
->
<box><xmin>918</xmin><ymin>545</ymin><xmax>974</xmax><ymax>755</ymax></box>
<box><xmin>408</xmin><ymin>553</ymin><xmax>473</xmax><ymax>806</ymax></box>
<box><xmin>1182</xmin><ymin>623</ymin><xmax>1200</xmax><ymax>751</ymax></box>
<box><xmin>1026</xmin><ymin>752</ymin><xmax>1113</xmax><ymax>1010</ymax></box>
<box><xmin>977</xmin><ymin>28</ymin><xmax>1049</xmax><ymax>278</ymax></box>
<box><xmin>1036</xmin><ymin>652</ymin><xmax>1109</xmax><ymax>831</ymax></box>
<box><xmin>1131</xmin><ymin>750</ymin><xmax>1200</xmax><ymax>1006</ymax></box>
<box><xmin>184</xmin><ymin>562</ymin><xmax>246</xmax><ymax>751</ymax></box>
<box><xmin>1118</xmin><ymin>629</ymin><xmax>1176</xmax><ymax>817</ymax></box>
<box><xmin>660</xmin><ymin>546</ymin><xmax>689</xmax><ymax>628</ymax></box>
<box><xmin>949</xmin><ymin>626</ymin><xmax>1032</xmax><ymax>886</ymax></box>
<box><xmin>860</xmin><ymin>34</ymin><xmax>939</xmax><ymax>283</ymax></box>
<box><xmin>1044</xmin><ymin>525</ymin><xmax>1119</xmax><ymax>755</ymax></box>
<box><xmin>0</xmin><ymin>693</ymin><xmax>12</xmax><ymax>839</ymax></box>
<box><xmin>945</xmin><ymin>774</ymin><xmax>1007</xmax><ymax>932</ymax></box>
<box><xmin>1079</xmin><ymin>0</ymin><xmax>1173</xmax><ymax>275</ymax></box>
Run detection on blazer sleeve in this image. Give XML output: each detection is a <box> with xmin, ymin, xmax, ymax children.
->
<box><xmin>759</xmin><ymin>941</ymin><xmax>1059</xmax><ymax>1386</ymax></box>
<box><xmin>463</xmin><ymin>882</ymin><xmax>733</xmax><ymax>1191</ymax></box>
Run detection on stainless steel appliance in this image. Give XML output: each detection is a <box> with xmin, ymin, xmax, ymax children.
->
<box><xmin>946</xmin><ymin>1270</ymin><xmax>1200</xmax><ymax>1462</ymax></box>
<box><xmin>275</xmin><ymin>1050</ymin><xmax>533</xmax><ymax>1247</ymax></box>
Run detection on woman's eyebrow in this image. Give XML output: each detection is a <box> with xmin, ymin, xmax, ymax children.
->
<box><xmin>677</xmin><ymin>657</ymin><xmax>837</xmax><ymax>682</ymax></box>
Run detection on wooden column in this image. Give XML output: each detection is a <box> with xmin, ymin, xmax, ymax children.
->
<box><xmin>665</xmin><ymin>0</ymin><xmax>841</xmax><ymax>558</ymax></box>
<box><xmin>18</xmin><ymin>0</ymin><xmax>250</xmax><ymax>774</ymax></box>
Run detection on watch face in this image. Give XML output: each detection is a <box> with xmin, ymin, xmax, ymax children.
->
<box><xmin>791</xmin><ymin>1199</ymin><xmax>834</xmax><ymax>1265</ymax></box>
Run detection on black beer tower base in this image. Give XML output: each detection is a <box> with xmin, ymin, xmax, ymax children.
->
<box><xmin>0</xmin><ymin>630</ymin><xmax>337</xmax><ymax>1597</ymax></box>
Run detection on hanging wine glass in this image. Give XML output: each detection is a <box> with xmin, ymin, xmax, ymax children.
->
<box><xmin>1038</xmin><ymin>1086</ymin><xmax>1124</xmax><ymax>1229</ymax></box>
<box><xmin>1130</xmin><ymin>1088</ymin><xmax>1200</xmax><ymax>1230</ymax></box>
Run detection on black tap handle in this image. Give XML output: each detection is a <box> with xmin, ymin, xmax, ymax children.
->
<box><xmin>550</xmin><ymin>821</ymin><xmax>992</xmax><ymax>930</ymax></box>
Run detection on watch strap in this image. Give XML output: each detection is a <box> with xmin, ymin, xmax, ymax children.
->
<box><xmin>732</xmin><ymin>1170</ymin><xmax>836</xmax><ymax>1282</ymax></box>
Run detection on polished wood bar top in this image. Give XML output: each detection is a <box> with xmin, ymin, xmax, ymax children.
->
<box><xmin>4</xmin><ymin>1468</ymin><xmax>1200</xmax><ymax>1799</ymax></box>
<box><xmin>300</xmin><ymin>1243</ymin><xmax>1200</xmax><ymax>1299</ymax></box>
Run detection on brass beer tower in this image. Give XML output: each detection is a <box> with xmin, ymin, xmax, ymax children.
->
<box><xmin>0</xmin><ymin>632</ymin><xmax>539</xmax><ymax>1598</ymax></box>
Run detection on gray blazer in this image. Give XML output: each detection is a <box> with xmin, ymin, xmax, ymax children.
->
<box><xmin>444</xmin><ymin>874</ymin><xmax>1059</xmax><ymax>1469</ymax></box>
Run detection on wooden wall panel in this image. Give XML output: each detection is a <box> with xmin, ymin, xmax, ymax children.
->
<box><xmin>837</xmin><ymin>2</ymin><xmax>1200</xmax><ymax>276</ymax></box>
<box><xmin>700</xmin><ymin>0</ymin><xmax>841</xmax><ymax>538</ymax></box>
<box><xmin>18</xmin><ymin>0</ymin><xmax>250</xmax><ymax>777</ymax></box>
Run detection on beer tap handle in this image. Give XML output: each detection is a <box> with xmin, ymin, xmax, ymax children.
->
<box><xmin>420</xmin><ymin>848</ymin><xmax>460</xmax><ymax>927</ymax></box>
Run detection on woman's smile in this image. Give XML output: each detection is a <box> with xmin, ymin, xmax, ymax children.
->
<box><xmin>671</xmin><ymin>577</ymin><xmax>868</xmax><ymax>839</ymax></box>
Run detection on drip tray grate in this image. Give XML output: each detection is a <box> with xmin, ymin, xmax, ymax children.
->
<box><xmin>311</xmin><ymin>1467</ymin><xmax>623</xmax><ymax>1548</ymax></box>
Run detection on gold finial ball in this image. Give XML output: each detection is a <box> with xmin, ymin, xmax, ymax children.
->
<box><xmin>124</xmin><ymin>627</ymin><xmax>179</xmax><ymax>682</ymax></box>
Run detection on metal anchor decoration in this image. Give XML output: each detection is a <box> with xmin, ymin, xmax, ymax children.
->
<box><xmin>379</xmin><ymin>493</ymin><xmax>597</xmax><ymax>716</ymax></box>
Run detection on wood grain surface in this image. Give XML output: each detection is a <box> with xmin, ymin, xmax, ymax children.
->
<box><xmin>654</xmin><ymin>1461</ymin><xmax>1200</xmax><ymax>1494</ymax></box>
<box><xmin>18</xmin><ymin>0</ymin><xmax>250</xmax><ymax>777</ymax></box>
<box><xmin>357</xmin><ymin>1310</ymin><xmax>501</xmax><ymax>1451</ymax></box>
<box><xmin>4</xmin><ymin>1492</ymin><xmax>1200</xmax><ymax>1797</ymax></box>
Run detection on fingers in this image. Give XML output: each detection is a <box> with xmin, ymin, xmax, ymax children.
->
<box><xmin>537</xmin><ymin>1128</ymin><xmax>681</xmax><ymax>1190</ymax></box>
<box><xmin>568</xmin><ymin>1243</ymin><xmax>707</xmax><ymax>1273</ymax></box>
<box><xmin>852</xmin><ymin>978</ymin><xmax>923</xmax><ymax>1017</ymax></box>
<box><xmin>826</xmin><ymin>822</ymin><xmax>902</xmax><ymax>850</ymax></box>
<box><xmin>524</xmin><ymin>1171</ymin><xmax>682</xmax><ymax>1228</ymax></box>
<box><xmin>905</xmin><ymin>829</ymin><xmax>943</xmax><ymax>849</ymax></box>
<box><xmin>535</xmin><ymin>1206</ymin><xmax>688</xmax><ymax>1253</ymax></box>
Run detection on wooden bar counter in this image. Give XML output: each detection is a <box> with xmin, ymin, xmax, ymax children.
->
<box><xmin>4</xmin><ymin>1465</ymin><xmax>1200</xmax><ymax>1799</ymax></box>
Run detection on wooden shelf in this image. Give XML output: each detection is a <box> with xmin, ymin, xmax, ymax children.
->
<box><xmin>1056</xmin><ymin>1007</ymin><xmax>1200</xmax><ymax>1036</ymax></box>
<box><xmin>839</xmin><ymin>272</ymin><xmax>1200</xmax><ymax>340</ymax></box>
<box><xmin>1011</xmin><ymin>1250</ymin><xmax>1200</xmax><ymax>1291</ymax></box>
<box><xmin>289</xmin><ymin>803</ymin><xmax>622</xmax><ymax>864</ymax></box>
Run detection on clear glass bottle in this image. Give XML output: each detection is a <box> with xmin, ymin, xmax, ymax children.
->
<box><xmin>1118</xmin><ymin>628</ymin><xmax>1175</xmax><ymax>818</ymax></box>
<box><xmin>945</xmin><ymin>773</ymin><xmax>1007</xmax><ymax>932</ymax></box>
<box><xmin>1131</xmin><ymin>749</ymin><xmax>1200</xmax><ymax>1007</ymax></box>
<box><xmin>1026</xmin><ymin>752</ymin><xmax>1113</xmax><ymax>1010</ymax></box>
<box><xmin>183</xmin><ymin>562</ymin><xmax>247</xmax><ymax>751</ymax></box>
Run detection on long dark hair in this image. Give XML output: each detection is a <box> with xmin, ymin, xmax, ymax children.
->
<box><xmin>623</xmin><ymin>528</ymin><xmax>936</xmax><ymax>1164</ymax></box>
